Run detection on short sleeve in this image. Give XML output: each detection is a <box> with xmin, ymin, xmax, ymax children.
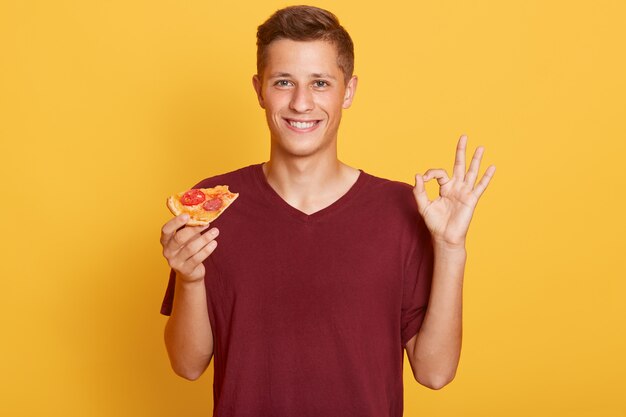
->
<box><xmin>400</xmin><ymin>219</ymin><xmax>434</xmax><ymax>347</ymax></box>
<box><xmin>160</xmin><ymin>269</ymin><xmax>176</xmax><ymax>316</ymax></box>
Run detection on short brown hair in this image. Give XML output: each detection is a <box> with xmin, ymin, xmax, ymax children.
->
<box><xmin>256</xmin><ymin>5</ymin><xmax>354</xmax><ymax>84</ymax></box>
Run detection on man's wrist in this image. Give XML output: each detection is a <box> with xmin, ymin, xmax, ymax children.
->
<box><xmin>432</xmin><ymin>238</ymin><xmax>467</xmax><ymax>253</ymax></box>
<box><xmin>175</xmin><ymin>274</ymin><xmax>205</xmax><ymax>289</ymax></box>
<box><xmin>432</xmin><ymin>239</ymin><xmax>468</xmax><ymax>267</ymax></box>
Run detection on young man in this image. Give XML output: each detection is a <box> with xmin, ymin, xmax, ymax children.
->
<box><xmin>159</xmin><ymin>5</ymin><xmax>495</xmax><ymax>416</ymax></box>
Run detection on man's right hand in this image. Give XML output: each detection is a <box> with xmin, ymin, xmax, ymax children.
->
<box><xmin>160</xmin><ymin>214</ymin><xmax>219</xmax><ymax>283</ymax></box>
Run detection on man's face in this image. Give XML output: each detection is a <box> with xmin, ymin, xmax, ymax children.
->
<box><xmin>253</xmin><ymin>39</ymin><xmax>357</xmax><ymax>159</ymax></box>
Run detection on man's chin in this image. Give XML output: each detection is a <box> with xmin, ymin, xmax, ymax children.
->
<box><xmin>271</xmin><ymin>140</ymin><xmax>334</xmax><ymax>160</ymax></box>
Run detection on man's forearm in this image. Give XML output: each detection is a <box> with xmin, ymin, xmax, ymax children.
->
<box><xmin>164</xmin><ymin>275</ymin><xmax>214</xmax><ymax>380</ymax></box>
<box><xmin>411</xmin><ymin>242</ymin><xmax>466</xmax><ymax>388</ymax></box>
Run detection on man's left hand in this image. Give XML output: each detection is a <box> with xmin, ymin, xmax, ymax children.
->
<box><xmin>413</xmin><ymin>134</ymin><xmax>496</xmax><ymax>248</ymax></box>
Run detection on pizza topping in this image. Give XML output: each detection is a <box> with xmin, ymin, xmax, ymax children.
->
<box><xmin>181</xmin><ymin>189</ymin><xmax>206</xmax><ymax>206</ymax></box>
<box><xmin>167</xmin><ymin>186</ymin><xmax>238</xmax><ymax>225</ymax></box>
<box><xmin>202</xmin><ymin>197</ymin><xmax>223</xmax><ymax>212</ymax></box>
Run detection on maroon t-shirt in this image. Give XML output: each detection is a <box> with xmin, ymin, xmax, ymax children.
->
<box><xmin>161</xmin><ymin>164</ymin><xmax>434</xmax><ymax>417</ymax></box>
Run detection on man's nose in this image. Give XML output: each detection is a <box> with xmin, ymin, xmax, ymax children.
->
<box><xmin>289</xmin><ymin>85</ymin><xmax>314</xmax><ymax>113</ymax></box>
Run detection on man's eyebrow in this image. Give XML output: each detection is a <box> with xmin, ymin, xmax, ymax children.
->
<box><xmin>311</xmin><ymin>73</ymin><xmax>337</xmax><ymax>80</ymax></box>
<box><xmin>268</xmin><ymin>72</ymin><xmax>292</xmax><ymax>79</ymax></box>
<box><xmin>268</xmin><ymin>72</ymin><xmax>337</xmax><ymax>80</ymax></box>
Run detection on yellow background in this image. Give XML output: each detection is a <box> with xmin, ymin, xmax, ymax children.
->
<box><xmin>1</xmin><ymin>0</ymin><xmax>625</xmax><ymax>415</ymax></box>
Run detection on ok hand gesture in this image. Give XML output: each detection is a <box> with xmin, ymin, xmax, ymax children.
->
<box><xmin>413</xmin><ymin>135</ymin><xmax>496</xmax><ymax>248</ymax></box>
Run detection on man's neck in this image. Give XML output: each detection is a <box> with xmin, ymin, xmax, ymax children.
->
<box><xmin>262</xmin><ymin>153</ymin><xmax>360</xmax><ymax>215</ymax></box>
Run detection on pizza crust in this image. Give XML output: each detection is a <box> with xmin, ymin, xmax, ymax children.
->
<box><xmin>167</xmin><ymin>186</ymin><xmax>239</xmax><ymax>226</ymax></box>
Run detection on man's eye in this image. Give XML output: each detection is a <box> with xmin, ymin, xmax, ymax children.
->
<box><xmin>314</xmin><ymin>80</ymin><xmax>329</xmax><ymax>88</ymax></box>
<box><xmin>275</xmin><ymin>80</ymin><xmax>292</xmax><ymax>87</ymax></box>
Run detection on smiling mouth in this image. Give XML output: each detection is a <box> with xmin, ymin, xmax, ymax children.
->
<box><xmin>284</xmin><ymin>118</ymin><xmax>321</xmax><ymax>131</ymax></box>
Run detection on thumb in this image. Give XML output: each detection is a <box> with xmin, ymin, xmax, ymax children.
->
<box><xmin>413</xmin><ymin>174</ymin><xmax>429</xmax><ymax>213</ymax></box>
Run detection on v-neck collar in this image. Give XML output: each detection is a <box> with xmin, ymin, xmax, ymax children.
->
<box><xmin>252</xmin><ymin>163</ymin><xmax>367</xmax><ymax>223</ymax></box>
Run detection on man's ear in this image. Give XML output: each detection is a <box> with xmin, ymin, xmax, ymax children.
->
<box><xmin>252</xmin><ymin>75</ymin><xmax>265</xmax><ymax>108</ymax></box>
<box><xmin>342</xmin><ymin>75</ymin><xmax>358</xmax><ymax>109</ymax></box>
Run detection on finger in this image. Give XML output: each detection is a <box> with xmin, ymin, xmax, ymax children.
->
<box><xmin>184</xmin><ymin>239</ymin><xmax>218</xmax><ymax>271</ymax></box>
<box><xmin>178</xmin><ymin>228</ymin><xmax>219</xmax><ymax>261</ymax></box>
<box><xmin>160</xmin><ymin>214</ymin><xmax>190</xmax><ymax>245</ymax></box>
<box><xmin>171</xmin><ymin>222</ymin><xmax>211</xmax><ymax>249</ymax></box>
<box><xmin>175</xmin><ymin>239</ymin><xmax>218</xmax><ymax>278</ymax></box>
<box><xmin>162</xmin><ymin>224</ymin><xmax>211</xmax><ymax>260</ymax></box>
<box><xmin>423</xmin><ymin>168</ymin><xmax>450</xmax><ymax>186</ymax></box>
<box><xmin>453</xmin><ymin>134</ymin><xmax>468</xmax><ymax>179</ymax></box>
<box><xmin>473</xmin><ymin>165</ymin><xmax>496</xmax><ymax>198</ymax></box>
<box><xmin>413</xmin><ymin>174</ymin><xmax>430</xmax><ymax>214</ymax></box>
<box><xmin>464</xmin><ymin>146</ymin><xmax>485</xmax><ymax>185</ymax></box>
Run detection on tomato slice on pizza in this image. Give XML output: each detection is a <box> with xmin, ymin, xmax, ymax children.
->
<box><xmin>167</xmin><ymin>185</ymin><xmax>239</xmax><ymax>226</ymax></box>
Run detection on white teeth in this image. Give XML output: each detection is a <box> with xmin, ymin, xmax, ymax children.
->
<box><xmin>289</xmin><ymin>120</ymin><xmax>317</xmax><ymax>129</ymax></box>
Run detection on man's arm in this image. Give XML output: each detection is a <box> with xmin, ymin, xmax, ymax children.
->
<box><xmin>405</xmin><ymin>242</ymin><xmax>466</xmax><ymax>390</ymax></box>
<box><xmin>408</xmin><ymin>134</ymin><xmax>495</xmax><ymax>389</ymax></box>
<box><xmin>164</xmin><ymin>276</ymin><xmax>214</xmax><ymax>380</ymax></box>
<box><xmin>161</xmin><ymin>214</ymin><xmax>219</xmax><ymax>380</ymax></box>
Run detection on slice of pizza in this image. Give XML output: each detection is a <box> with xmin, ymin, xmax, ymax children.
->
<box><xmin>167</xmin><ymin>185</ymin><xmax>239</xmax><ymax>226</ymax></box>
